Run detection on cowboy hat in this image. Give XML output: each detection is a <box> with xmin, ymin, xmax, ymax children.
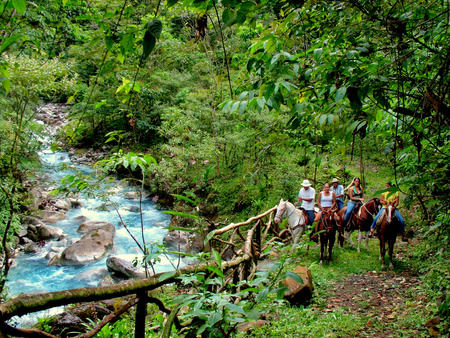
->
<box><xmin>301</xmin><ymin>179</ymin><xmax>312</xmax><ymax>187</ymax></box>
<box><xmin>331</xmin><ymin>178</ymin><xmax>339</xmax><ymax>183</ymax></box>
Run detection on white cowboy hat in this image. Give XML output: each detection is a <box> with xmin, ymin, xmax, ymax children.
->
<box><xmin>331</xmin><ymin>178</ymin><xmax>339</xmax><ymax>183</ymax></box>
<box><xmin>301</xmin><ymin>179</ymin><xmax>312</xmax><ymax>187</ymax></box>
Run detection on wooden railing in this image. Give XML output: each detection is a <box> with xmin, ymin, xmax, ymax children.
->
<box><xmin>0</xmin><ymin>205</ymin><xmax>282</xmax><ymax>338</ymax></box>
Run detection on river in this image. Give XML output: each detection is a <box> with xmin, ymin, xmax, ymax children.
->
<box><xmin>5</xmin><ymin>104</ymin><xmax>185</xmax><ymax>326</ymax></box>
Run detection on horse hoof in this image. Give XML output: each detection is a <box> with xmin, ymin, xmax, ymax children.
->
<box><xmin>389</xmin><ymin>263</ymin><xmax>394</xmax><ymax>268</ymax></box>
<box><xmin>319</xmin><ymin>261</ymin><xmax>323</xmax><ymax>265</ymax></box>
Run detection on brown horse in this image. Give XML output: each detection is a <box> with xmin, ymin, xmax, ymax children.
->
<box><xmin>338</xmin><ymin>198</ymin><xmax>381</xmax><ymax>252</ymax></box>
<box><xmin>316</xmin><ymin>208</ymin><xmax>337</xmax><ymax>265</ymax></box>
<box><xmin>377</xmin><ymin>205</ymin><xmax>402</xmax><ymax>268</ymax></box>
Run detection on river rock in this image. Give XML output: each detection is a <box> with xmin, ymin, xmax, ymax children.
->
<box><xmin>52</xmin><ymin>199</ymin><xmax>72</xmax><ymax>211</ymax></box>
<box><xmin>25</xmin><ymin>223</ymin><xmax>65</xmax><ymax>242</ymax></box>
<box><xmin>106</xmin><ymin>256</ymin><xmax>147</xmax><ymax>279</ymax></box>
<box><xmin>48</xmin><ymin>229</ymin><xmax>114</xmax><ymax>266</ymax></box>
<box><xmin>35</xmin><ymin>209</ymin><xmax>67</xmax><ymax>223</ymax></box>
<box><xmin>163</xmin><ymin>230</ymin><xmax>204</xmax><ymax>253</ymax></box>
<box><xmin>98</xmin><ymin>274</ymin><xmax>120</xmax><ymax>287</ymax></box>
<box><xmin>124</xmin><ymin>205</ymin><xmax>140</xmax><ymax>212</ymax></box>
<box><xmin>123</xmin><ymin>191</ymin><xmax>141</xmax><ymax>199</ymax></box>
<box><xmin>75</xmin><ymin>267</ymin><xmax>110</xmax><ymax>283</ymax></box>
<box><xmin>37</xmin><ymin>224</ymin><xmax>65</xmax><ymax>241</ymax></box>
<box><xmin>73</xmin><ymin>215</ymin><xmax>89</xmax><ymax>223</ymax></box>
<box><xmin>69</xmin><ymin>198</ymin><xmax>83</xmax><ymax>209</ymax></box>
<box><xmin>45</xmin><ymin>247</ymin><xmax>64</xmax><ymax>260</ymax></box>
<box><xmin>77</xmin><ymin>221</ymin><xmax>115</xmax><ymax>235</ymax></box>
<box><xmin>49</xmin><ymin>313</ymin><xmax>85</xmax><ymax>337</ymax></box>
<box><xmin>282</xmin><ymin>266</ymin><xmax>314</xmax><ymax>305</ymax></box>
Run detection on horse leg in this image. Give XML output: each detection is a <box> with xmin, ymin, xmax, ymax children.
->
<box><xmin>345</xmin><ymin>230</ymin><xmax>355</xmax><ymax>246</ymax></box>
<box><xmin>388</xmin><ymin>239</ymin><xmax>395</xmax><ymax>268</ymax></box>
<box><xmin>365</xmin><ymin>231</ymin><xmax>370</xmax><ymax>251</ymax></box>
<box><xmin>319</xmin><ymin>233</ymin><xmax>325</xmax><ymax>265</ymax></box>
<box><xmin>357</xmin><ymin>230</ymin><xmax>362</xmax><ymax>253</ymax></box>
<box><xmin>338</xmin><ymin>228</ymin><xmax>345</xmax><ymax>248</ymax></box>
<box><xmin>329</xmin><ymin>231</ymin><xmax>335</xmax><ymax>264</ymax></box>
<box><xmin>380</xmin><ymin>236</ymin><xmax>386</xmax><ymax>268</ymax></box>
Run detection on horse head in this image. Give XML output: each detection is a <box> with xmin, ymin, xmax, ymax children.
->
<box><xmin>387</xmin><ymin>205</ymin><xmax>393</xmax><ymax>224</ymax></box>
<box><xmin>274</xmin><ymin>198</ymin><xmax>287</xmax><ymax>224</ymax></box>
<box><xmin>322</xmin><ymin>209</ymin><xmax>335</xmax><ymax>232</ymax></box>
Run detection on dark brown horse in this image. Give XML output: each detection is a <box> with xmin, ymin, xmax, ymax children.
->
<box><xmin>317</xmin><ymin>208</ymin><xmax>337</xmax><ymax>264</ymax></box>
<box><xmin>338</xmin><ymin>198</ymin><xmax>381</xmax><ymax>252</ymax></box>
<box><xmin>377</xmin><ymin>205</ymin><xmax>402</xmax><ymax>268</ymax></box>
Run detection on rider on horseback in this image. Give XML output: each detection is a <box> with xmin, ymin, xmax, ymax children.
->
<box><xmin>294</xmin><ymin>179</ymin><xmax>315</xmax><ymax>225</ymax></box>
<box><xmin>369</xmin><ymin>181</ymin><xmax>408</xmax><ymax>242</ymax></box>
<box><xmin>342</xmin><ymin>177</ymin><xmax>364</xmax><ymax>230</ymax></box>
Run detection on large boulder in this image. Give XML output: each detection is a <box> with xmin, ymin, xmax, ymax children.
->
<box><xmin>77</xmin><ymin>221</ymin><xmax>115</xmax><ymax>235</ymax></box>
<box><xmin>106</xmin><ymin>256</ymin><xmax>147</xmax><ymax>280</ymax></box>
<box><xmin>163</xmin><ymin>230</ymin><xmax>204</xmax><ymax>253</ymax></box>
<box><xmin>48</xmin><ymin>228</ymin><xmax>115</xmax><ymax>266</ymax></box>
<box><xmin>282</xmin><ymin>266</ymin><xmax>314</xmax><ymax>305</ymax></box>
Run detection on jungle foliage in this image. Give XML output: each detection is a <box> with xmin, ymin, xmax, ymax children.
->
<box><xmin>0</xmin><ymin>0</ymin><xmax>449</xmax><ymax>336</ymax></box>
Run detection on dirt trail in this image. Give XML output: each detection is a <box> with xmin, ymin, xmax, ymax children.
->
<box><xmin>325</xmin><ymin>270</ymin><xmax>423</xmax><ymax>335</ymax></box>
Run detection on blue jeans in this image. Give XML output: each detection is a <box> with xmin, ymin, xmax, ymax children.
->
<box><xmin>344</xmin><ymin>201</ymin><xmax>357</xmax><ymax>222</ymax></box>
<box><xmin>336</xmin><ymin>200</ymin><xmax>344</xmax><ymax>211</ymax></box>
<box><xmin>305</xmin><ymin>210</ymin><xmax>315</xmax><ymax>225</ymax></box>
<box><xmin>371</xmin><ymin>209</ymin><xmax>405</xmax><ymax>232</ymax></box>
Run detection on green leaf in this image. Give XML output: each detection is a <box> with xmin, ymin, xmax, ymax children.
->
<box><xmin>212</xmin><ymin>248</ymin><xmax>222</xmax><ymax>267</ymax></box>
<box><xmin>222</xmin><ymin>9</ymin><xmax>233</xmax><ymax>24</ymax></box>
<box><xmin>171</xmin><ymin>194</ymin><xmax>196</xmax><ymax>205</ymax></box>
<box><xmin>225</xmin><ymin>303</ymin><xmax>246</xmax><ymax>315</ymax></box>
<box><xmin>12</xmin><ymin>0</ymin><xmax>26</xmax><ymax>14</ymax></box>
<box><xmin>2</xmin><ymin>78</ymin><xmax>10</xmax><ymax>93</ymax></box>
<box><xmin>94</xmin><ymin>100</ymin><xmax>107</xmax><ymax>109</ymax></box>
<box><xmin>256</xmin><ymin>288</ymin><xmax>269</xmax><ymax>302</ymax></box>
<box><xmin>313</xmin><ymin>48</ymin><xmax>323</xmax><ymax>62</ymax></box>
<box><xmin>162</xmin><ymin>211</ymin><xmax>199</xmax><ymax>219</ymax></box>
<box><xmin>142</xmin><ymin>32</ymin><xmax>156</xmax><ymax>61</ymax></box>
<box><xmin>0</xmin><ymin>34</ymin><xmax>23</xmax><ymax>55</ymax></box>
<box><xmin>206</xmin><ymin>266</ymin><xmax>224</xmax><ymax>277</ymax></box>
<box><xmin>239</xmin><ymin>101</ymin><xmax>248</xmax><ymax>114</ymax></box>
<box><xmin>167</xmin><ymin>0</ymin><xmax>179</xmax><ymax>7</ymax></box>
<box><xmin>204</xmin><ymin>229</ymin><xmax>217</xmax><ymax>245</ymax></box>
<box><xmin>143</xmin><ymin>154</ymin><xmax>157</xmax><ymax>165</ymax></box>
<box><xmin>159</xmin><ymin>271</ymin><xmax>177</xmax><ymax>282</ymax></box>
<box><xmin>335</xmin><ymin>87</ymin><xmax>347</xmax><ymax>103</ymax></box>
<box><xmin>285</xmin><ymin>271</ymin><xmax>303</xmax><ymax>283</ymax></box>
<box><xmin>120</xmin><ymin>33</ymin><xmax>135</xmax><ymax>54</ymax></box>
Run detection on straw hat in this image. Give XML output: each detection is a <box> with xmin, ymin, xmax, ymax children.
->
<box><xmin>301</xmin><ymin>179</ymin><xmax>312</xmax><ymax>187</ymax></box>
<box><xmin>331</xmin><ymin>178</ymin><xmax>339</xmax><ymax>183</ymax></box>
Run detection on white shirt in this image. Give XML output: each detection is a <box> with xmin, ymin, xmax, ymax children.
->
<box><xmin>320</xmin><ymin>192</ymin><xmax>334</xmax><ymax>208</ymax></box>
<box><xmin>298</xmin><ymin>187</ymin><xmax>315</xmax><ymax>210</ymax></box>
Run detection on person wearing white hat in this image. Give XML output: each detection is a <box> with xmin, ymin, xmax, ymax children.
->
<box><xmin>294</xmin><ymin>179</ymin><xmax>316</xmax><ymax>224</ymax></box>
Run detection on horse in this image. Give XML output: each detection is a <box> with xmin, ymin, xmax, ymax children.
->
<box><xmin>377</xmin><ymin>205</ymin><xmax>402</xmax><ymax>268</ymax></box>
<box><xmin>274</xmin><ymin>198</ymin><xmax>307</xmax><ymax>248</ymax></box>
<box><xmin>338</xmin><ymin>198</ymin><xmax>381</xmax><ymax>252</ymax></box>
<box><xmin>316</xmin><ymin>208</ymin><xmax>337</xmax><ymax>265</ymax></box>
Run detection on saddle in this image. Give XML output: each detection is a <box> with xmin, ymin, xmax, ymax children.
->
<box><xmin>345</xmin><ymin>202</ymin><xmax>364</xmax><ymax>230</ymax></box>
